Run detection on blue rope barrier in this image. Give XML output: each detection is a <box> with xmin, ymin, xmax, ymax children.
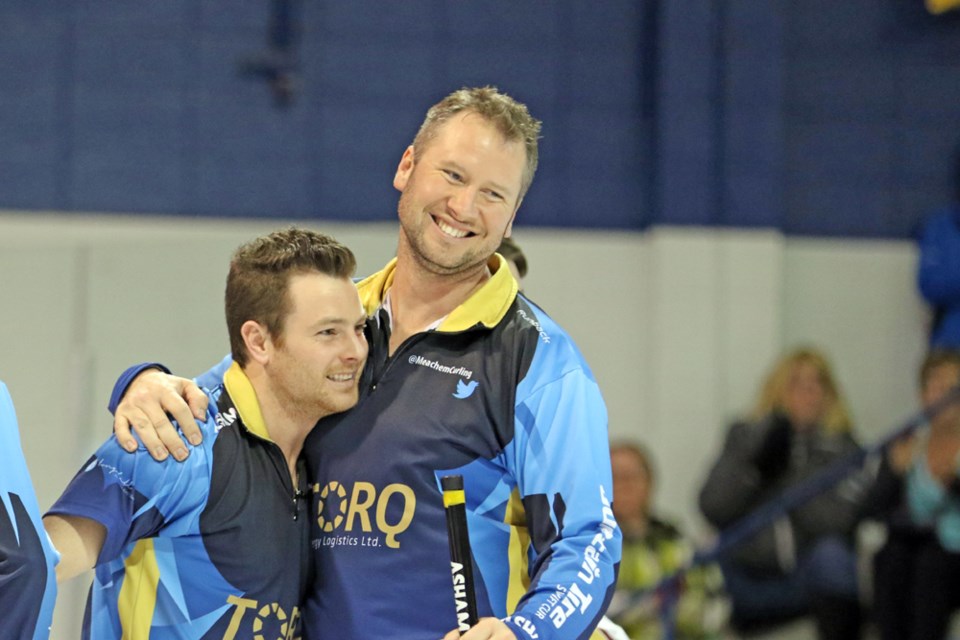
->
<box><xmin>615</xmin><ymin>384</ymin><xmax>960</xmax><ymax>632</ymax></box>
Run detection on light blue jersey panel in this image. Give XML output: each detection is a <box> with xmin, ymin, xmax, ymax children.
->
<box><xmin>0</xmin><ymin>381</ymin><xmax>59</xmax><ymax>640</ymax></box>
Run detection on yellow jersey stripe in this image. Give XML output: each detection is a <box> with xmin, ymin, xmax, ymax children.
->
<box><xmin>504</xmin><ymin>488</ymin><xmax>531</xmax><ymax>613</ymax></box>
<box><xmin>117</xmin><ymin>539</ymin><xmax>161</xmax><ymax>639</ymax></box>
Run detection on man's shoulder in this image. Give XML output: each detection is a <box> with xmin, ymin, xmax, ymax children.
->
<box><xmin>507</xmin><ymin>296</ymin><xmax>591</xmax><ymax>367</ymax></box>
<box><xmin>498</xmin><ymin>297</ymin><xmax>603</xmax><ymax>407</ymax></box>
<box><xmin>501</xmin><ymin>295</ymin><xmax>576</xmax><ymax>348</ymax></box>
<box><xmin>202</xmin><ymin>383</ymin><xmax>235</xmax><ymax>428</ymax></box>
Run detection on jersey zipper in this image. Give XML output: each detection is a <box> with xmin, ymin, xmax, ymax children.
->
<box><xmin>219</xmin><ymin>390</ymin><xmax>308</xmax><ymax>522</ymax></box>
<box><xmin>265</xmin><ymin>442</ymin><xmax>306</xmax><ymax>521</ymax></box>
<box><xmin>369</xmin><ymin>332</ymin><xmax>425</xmax><ymax>392</ymax></box>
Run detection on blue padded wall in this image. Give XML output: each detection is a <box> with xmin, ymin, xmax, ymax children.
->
<box><xmin>2</xmin><ymin>1</ymin><xmax>960</xmax><ymax>236</ymax></box>
<box><xmin>0</xmin><ymin>1</ymin><xmax>646</xmax><ymax>228</ymax></box>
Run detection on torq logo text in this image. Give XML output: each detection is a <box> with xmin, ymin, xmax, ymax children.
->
<box><xmin>314</xmin><ymin>481</ymin><xmax>416</xmax><ymax>548</ymax></box>
<box><xmin>222</xmin><ymin>596</ymin><xmax>299</xmax><ymax>640</ymax></box>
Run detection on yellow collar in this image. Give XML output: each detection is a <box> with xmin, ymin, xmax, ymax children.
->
<box><xmin>223</xmin><ymin>362</ymin><xmax>272</xmax><ymax>442</ymax></box>
<box><xmin>356</xmin><ymin>253</ymin><xmax>518</xmax><ymax>332</ymax></box>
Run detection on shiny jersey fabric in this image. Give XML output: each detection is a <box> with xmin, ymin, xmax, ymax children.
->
<box><xmin>121</xmin><ymin>254</ymin><xmax>621</xmax><ymax>640</ymax></box>
<box><xmin>0</xmin><ymin>381</ymin><xmax>58</xmax><ymax>640</ymax></box>
<box><xmin>300</xmin><ymin>256</ymin><xmax>620</xmax><ymax>639</ymax></box>
<box><xmin>53</xmin><ymin>364</ymin><xmax>310</xmax><ymax>639</ymax></box>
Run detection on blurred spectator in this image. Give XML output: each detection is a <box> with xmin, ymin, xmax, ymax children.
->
<box><xmin>917</xmin><ymin>145</ymin><xmax>960</xmax><ymax>348</ymax></box>
<box><xmin>607</xmin><ymin>441</ymin><xmax>728</xmax><ymax>640</ymax></box>
<box><xmin>698</xmin><ymin>347</ymin><xmax>866</xmax><ymax>640</ymax></box>
<box><xmin>862</xmin><ymin>349</ymin><xmax>960</xmax><ymax>640</ymax></box>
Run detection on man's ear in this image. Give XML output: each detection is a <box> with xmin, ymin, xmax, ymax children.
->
<box><xmin>393</xmin><ymin>146</ymin><xmax>415</xmax><ymax>192</ymax></box>
<box><xmin>241</xmin><ymin>320</ymin><xmax>271</xmax><ymax>365</ymax></box>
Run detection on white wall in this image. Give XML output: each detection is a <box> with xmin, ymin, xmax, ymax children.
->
<box><xmin>0</xmin><ymin>212</ymin><xmax>929</xmax><ymax>636</ymax></box>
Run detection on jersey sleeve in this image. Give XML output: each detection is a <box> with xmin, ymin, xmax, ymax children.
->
<box><xmin>46</xmin><ymin>419</ymin><xmax>215</xmax><ymax>564</ymax></box>
<box><xmin>503</xmin><ymin>360</ymin><xmax>621</xmax><ymax>640</ymax></box>
<box><xmin>107</xmin><ymin>362</ymin><xmax>171</xmax><ymax>415</ymax></box>
<box><xmin>194</xmin><ymin>354</ymin><xmax>233</xmax><ymax>391</ymax></box>
<box><xmin>107</xmin><ymin>356</ymin><xmax>233</xmax><ymax>416</ymax></box>
<box><xmin>0</xmin><ymin>382</ymin><xmax>58</xmax><ymax>640</ymax></box>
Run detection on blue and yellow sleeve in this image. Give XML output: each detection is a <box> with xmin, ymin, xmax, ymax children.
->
<box><xmin>107</xmin><ymin>356</ymin><xmax>232</xmax><ymax>415</ymax></box>
<box><xmin>47</xmin><ymin>415</ymin><xmax>215</xmax><ymax>564</ymax></box>
<box><xmin>504</xmin><ymin>338</ymin><xmax>621</xmax><ymax>639</ymax></box>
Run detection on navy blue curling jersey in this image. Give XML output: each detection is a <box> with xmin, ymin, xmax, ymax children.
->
<box><xmin>51</xmin><ymin>364</ymin><xmax>310</xmax><ymax>639</ymax></box>
<box><xmin>300</xmin><ymin>256</ymin><xmax>621</xmax><ymax>639</ymax></box>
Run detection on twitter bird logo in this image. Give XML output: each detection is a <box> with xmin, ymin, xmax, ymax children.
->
<box><xmin>453</xmin><ymin>379</ymin><xmax>479</xmax><ymax>399</ymax></box>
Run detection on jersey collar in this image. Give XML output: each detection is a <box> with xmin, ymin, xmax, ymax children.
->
<box><xmin>355</xmin><ymin>253</ymin><xmax>519</xmax><ymax>332</ymax></box>
<box><xmin>223</xmin><ymin>362</ymin><xmax>272</xmax><ymax>442</ymax></box>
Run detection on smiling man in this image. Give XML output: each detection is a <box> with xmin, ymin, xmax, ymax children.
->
<box><xmin>113</xmin><ymin>87</ymin><xmax>620</xmax><ymax>640</ymax></box>
<box><xmin>44</xmin><ymin>229</ymin><xmax>367</xmax><ymax>638</ymax></box>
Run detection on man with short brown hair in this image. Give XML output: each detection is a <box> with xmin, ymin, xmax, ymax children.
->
<box><xmin>45</xmin><ymin>228</ymin><xmax>367</xmax><ymax>638</ymax></box>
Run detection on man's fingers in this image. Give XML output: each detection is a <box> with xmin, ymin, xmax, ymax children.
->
<box><xmin>111</xmin><ymin>370</ymin><xmax>205</xmax><ymax>462</ymax></box>
<box><xmin>129</xmin><ymin>417</ymin><xmax>169</xmax><ymax>461</ymax></box>
<box><xmin>140</xmin><ymin>401</ymin><xmax>189</xmax><ymax>462</ymax></box>
<box><xmin>160</xmin><ymin>387</ymin><xmax>204</xmax><ymax>449</ymax></box>
<box><xmin>112</xmin><ymin>414</ymin><xmax>139</xmax><ymax>453</ymax></box>
<box><xmin>180</xmin><ymin>383</ymin><xmax>209</xmax><ymax>445</ymax></box>
<box><xmin>114</xmin><ymin>405</ymin><xmax>155</xmax><ymax>453</ymax></box>
<box><xmin>156</xmin><ymin>425</ymin><xmax>189</xmax><ymax>462</ymax></box>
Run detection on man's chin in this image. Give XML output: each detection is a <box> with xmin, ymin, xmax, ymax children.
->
<box><xmin>415</xmin><ymin>250</ymin><xmax>489</xmax><ymax>277</ymax></box>
<box><xmin>327</xmin><ymin>392</ymin><xmax>360</xmax><ymax>416</ymax></box>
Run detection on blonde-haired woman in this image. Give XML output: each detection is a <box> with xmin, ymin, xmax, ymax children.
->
<box><xmin>698</xmin><ymin>347</ymin><xmax>866</xmax><ymax>640</ymax></box>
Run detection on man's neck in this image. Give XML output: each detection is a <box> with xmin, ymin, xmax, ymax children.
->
<box><xmin>247</xmin><ymin>373</ymin><xmax>318</xmax><ymax>480</ymax></box>
<box><xmin>386</xmin><ymin>252</ymin><xmax>491</xmax><ymax>353</ymax></box>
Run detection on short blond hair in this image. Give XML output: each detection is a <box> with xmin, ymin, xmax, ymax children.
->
<box><xmin>412</xmin><ymin>86</ymin><xmax>542</xmax><ymax>200</ymax></box>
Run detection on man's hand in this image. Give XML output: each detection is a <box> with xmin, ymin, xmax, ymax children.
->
<box><xmin>442</xmin><ymin>618</ymin><xmax>517</xmax><ymax>640</ymax></box>
<box><xmin>113</xmin><ymin>369</ymin><xmax>208</xmax><ymax>462</ymax></box>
